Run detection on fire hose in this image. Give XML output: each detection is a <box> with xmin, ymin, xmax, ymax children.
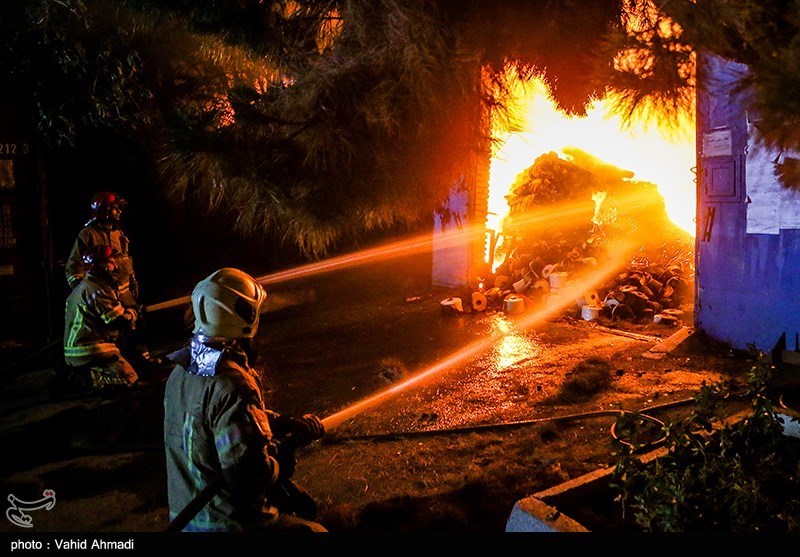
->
<box><xmin>0</xmin><ymin>270</ymin><xmax>301</xmax><ymax>379</ymax></box>
<box><xmin>0</xmin><ymin>300</ymin><xmax>177</xmax><ymax>378</ymax></box>
<box><xmin>165</xmin><ymin>418</ymin><xmax>337</xmax><ymax>532</ymax></box>
<box><xmin>0</xmin><ymin>338</ymin><xmax>63</xmax><ymax>378</ymax></box>
<box><xmin>164</xmin><ymin>398</ymin><xmax>689</xmax><ymax>532</ymax></box>
<box><xmin>166</xmin><ymin>476</ymin><xmax>225</xmax><ymax>533</ymax></box>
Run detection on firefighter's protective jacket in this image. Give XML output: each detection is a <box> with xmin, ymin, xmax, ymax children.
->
<box><xmin>65</xmin><ymin>220</ymin><xmax>137</xmax><ymax>302</ymax></box>
<box><xmin>164</xmin><ymin>338</ymin><xmax>281</xmax><ymax>532</ymax></box>
<box><xmin>63</xmin><ymin>272</ymin><xmax>129</xmax><ymax>366</ymax></box>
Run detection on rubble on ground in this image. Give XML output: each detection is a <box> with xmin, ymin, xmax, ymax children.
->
<box><xmin>440</xmin><ymin>149</ymin><xmax>695</xmax><ymax>327</ymax></box>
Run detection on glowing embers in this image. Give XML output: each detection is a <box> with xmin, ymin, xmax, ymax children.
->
<box><xmin>476</xmin><ymin>161</ymin><xmax>694</xmax><ymax>330</ymax></box>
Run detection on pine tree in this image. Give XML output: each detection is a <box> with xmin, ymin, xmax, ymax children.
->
<box><xmin>2</xmin><ymin>1</ymin><xmax>794</xmax><ymax>256</ymax></box>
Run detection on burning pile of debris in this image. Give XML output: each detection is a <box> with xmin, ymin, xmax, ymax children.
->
<box><xmin>442</xmin><ymin>149</ymin><xmax>695</xmax><ymax>327</ymax></box>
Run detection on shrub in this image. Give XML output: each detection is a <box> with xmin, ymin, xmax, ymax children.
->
<box><xmin>611</xmin><ymin>358</ymin><xmax>800</xmax><ymax>532</ymax></box>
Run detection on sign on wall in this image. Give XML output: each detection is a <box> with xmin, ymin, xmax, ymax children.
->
<box><xmin>702</xmin><ymin>129</ymin><xmax>733</xmax><ymax>158</ymax></box>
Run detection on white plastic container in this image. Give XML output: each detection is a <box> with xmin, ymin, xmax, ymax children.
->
<box><xmin>504</xmin><ymin>294</ymin><xmax>526</xmax><ymax>314</ymax></box>
<box><xmin>549</xmin><ymin>272</ymin><xmax>569</xmax><ymax>289</ymax></box>
<box><xmin>581</xmin><ymin>305</ymin><xmax>601</xmax><ymax>321</ymax></box>
<box><xmin>440</xmin><ymin>297</ymin><xmax>464</xmax><ymax>313</ymax></box>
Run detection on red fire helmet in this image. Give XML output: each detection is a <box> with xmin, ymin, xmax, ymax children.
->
<box><xmin>90</xmin><ymin>191</ymin><xmax>127</xmax><ymax>220</ymax></box>
<box><xmin>82</xmin><ymin>244</ymin><xmax>116</xmax><ymax>272</ymax></box>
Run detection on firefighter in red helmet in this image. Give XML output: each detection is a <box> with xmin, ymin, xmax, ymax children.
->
<box><xmin>65</xmin><ymin>191</ymin><xmax>165</xmax><ymax>368</ymax></box>
<box><xmin>57</xmin><ymin>244</ymin><xmax>140</xmax><ymax>393</ymax></box>
<box><xmin>66</xmin><ymin>192</ymin><xmax>133</xmax><ymax>295</ymax></box>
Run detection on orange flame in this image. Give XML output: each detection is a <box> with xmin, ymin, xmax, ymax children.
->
<box><xmin>487</xmin><ymin>77</ymin><xmax>695</xmax><ymax>267</ymax></box>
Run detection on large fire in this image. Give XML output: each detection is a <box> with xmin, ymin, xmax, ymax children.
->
<box><xmin>486</xmin><ymin>77</ymin><xmax>696</xmax><ymax>268</ymax></box>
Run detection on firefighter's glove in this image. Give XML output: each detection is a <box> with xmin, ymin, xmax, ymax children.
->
<box><xmin>271</xmin><ymin>414</ymin><xmax>325</xmax><ymax>446</ymax></box>
<box><xmin>123</xmin><ymin>307</ymin><xmax>139</xmax><ymax>330</ymax></box>
<box><xmin>286</xmin><ymin>414</ymin><xmax>325</xmax><ymax>446</ymax></box>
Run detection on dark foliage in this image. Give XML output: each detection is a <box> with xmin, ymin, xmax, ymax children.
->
<box><xmin>661</xmin><ymin>1</ymin><xmax>800</xmax><ymax>156</ymax></box>
<box><xmin>612</xmin><ymin>359</ymin><xmax>800</xmax><ymax>532</ymax></box>
<box><xmin>2</xmin><ymin>1</ymin><xmax>798</xmax><ymax>255</ymax></box>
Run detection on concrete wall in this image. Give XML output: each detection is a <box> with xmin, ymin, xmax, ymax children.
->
<box><xmin>696</xmin><ymin>53</ymin><xmax>800</xmax><ymax>352</ymax></box>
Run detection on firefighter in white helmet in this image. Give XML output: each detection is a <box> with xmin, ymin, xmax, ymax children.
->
<box><xmin>163</xmin><ymin>267</ymin><xmax>326</xmax><ymax>532</ymax></box>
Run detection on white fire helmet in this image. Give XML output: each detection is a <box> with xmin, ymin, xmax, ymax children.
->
<box><xmin>191</xmin><ymin>268</ymin><xmax>267</xmax><ymax>339</ymax></box>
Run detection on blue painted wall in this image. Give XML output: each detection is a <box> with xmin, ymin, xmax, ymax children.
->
<box><xmin>431</xmin><ymin>180</ymin><xmax>471</xmax><ymax>288</ymax></box>
<box><xmin>696</xmin><ymin>54</ymin><xmax>800</xmax><ymax>352</ymax></box>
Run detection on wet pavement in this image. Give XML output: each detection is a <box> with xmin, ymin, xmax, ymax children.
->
<box><xmin>0</xmin><ymin>248</ymin><xmax>746</xmax><ymax>532</ymax></box>
<box><xmin>250</xmin><ymin>251</ymin><xmax>729</xmax><ymax>437</ymax></box>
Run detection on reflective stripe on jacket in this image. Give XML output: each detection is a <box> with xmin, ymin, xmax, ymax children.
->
<box><xmin>63</xmin><ymin>273</ymin><xmax>125</xmax><ymax>365</ymax></box>
<box><xmin>164</xmin><ymin>345</ymin><xmax>281</xmax><ymax>532</ymax></box>
<box><xmin>65</xmin><ymin>221</ymin><xmax>135</xmax><ymax>294</ymax></box>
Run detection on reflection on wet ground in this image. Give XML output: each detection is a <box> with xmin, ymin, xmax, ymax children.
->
<box><xmin>0</xmin><ymin>248</ymin><xmax>736</xmax><ymax>533</ymax></box>
<box><xmin>254</xmin><ymin>253</ymin><xmax>697</xmax><ymax>438</ymax></box>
